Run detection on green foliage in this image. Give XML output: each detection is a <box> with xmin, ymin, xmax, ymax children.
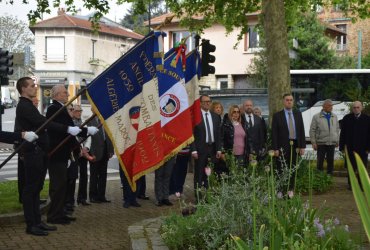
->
<box><xmin>346</xmin><ymin>149</ymin><xmax>370</xmax><ymax>241</ymax></box>
<box><xmin>0</xmin><ymin>180</ymin><xmax>49</xmax><ymax>214</ymax></box>
<box><xmin>361</xmin><ymin>51</ymin><xmax>370</xmax><ymax>69</ymax></box>
<box><xmin>120</xmin><ymin>0</ymin><xmax>167</xmax><ymax>35</ymax></box>
<box><xmin>289</xmin><ymin>11</ymin><xmax>336</xmax><ymax>69</ymax></box>
<box><xmin>160</xmin><ymin>155</ymin><xmax>356</xmax><ymax>249</ymax></box>
<box><xmin>295</xmin><ymin>161</ymin><xmax>333</xmax><ymax>193</ymax></box>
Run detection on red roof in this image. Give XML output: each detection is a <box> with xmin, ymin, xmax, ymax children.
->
<box><xmin>30</xmin><ymin>14</ymin><xmax>144</xmax><ymax>40</ymax></box>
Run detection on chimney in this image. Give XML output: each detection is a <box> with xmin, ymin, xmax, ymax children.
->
<box><xmin>57</xmin><ymin>8</ymin><xmax>65</xmax><ymax>16</ymax></box>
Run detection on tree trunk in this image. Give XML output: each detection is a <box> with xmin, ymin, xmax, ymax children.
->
<box><xmin>262</xmin><ymin>0</ymin><xmax>291</xmax><ymax>126</ymax></box>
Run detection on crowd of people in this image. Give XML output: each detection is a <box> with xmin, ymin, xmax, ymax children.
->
<box><xmin>1</xmin><ymin>78</ymin><xmax>369</xmax><ymax>236</ymax></box>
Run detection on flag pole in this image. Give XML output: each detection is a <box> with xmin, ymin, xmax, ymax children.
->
<box><xmin>48</xmin><ymin>113</ymin><xmax>97</xmax><ymax>157</ymax></box>
<box><xmin>0</xmin><ymin>87</ymin><xmax>88</xmax><ymax>169</ymax></box>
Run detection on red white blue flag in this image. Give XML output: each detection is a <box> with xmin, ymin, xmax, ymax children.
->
<box><xmin>185</xmin><ymin>50</ymin><xmax>202</xmax><ymax>128</ymax></box>
<box><xmin>86</xmin><ymin>32</ymin><xmax>165</xmax><ymax>190</ymax></box>
<box><xmin>158</xmin><ymin>47</ymin><xmax>193</xmax><ymax>160</ymax></box>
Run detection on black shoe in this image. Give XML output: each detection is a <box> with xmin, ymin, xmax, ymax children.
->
<box><xmin>155</xmin><ymin>200</ymin><xmax>163</xmax><ymax>207</ymax></box>
<box><xmin>123</xmin><ymin>202</ymin><xmax>130</xmax><ymax>208</ymax></box>
<box><xmin>99</xmin><ymin>198</ymin><xmax>111</xmax><ymax>203</ymax></box>
<box><xmin>39</xmin><ymin>199</ymin><xmax>47</xmax><ymax>205</ymax></box>
<box><xmin>78</xmin><ymin>200</ymin><xmax>91</xmax><ymax>206</ymax></box>
<box><xmin>162</xmin><ymin>199</ymin><xmax>173</xmax><ymax>206</ymax></box>
<box><xmin>131</xmin><ymin>201</ymin><xmax>141</xmax><ymax>207</ymax></box>
<box><xmin>47</xmin><ymin>218</ymin><xmax>71</xmax><ymax>225</ymax></box>
<box><xmin>90</xmin><ymin>198</ymin><xmax>102</xmax><ymax>203</ymax></box>
<box><xmin>37</xmin><ymin>222</ymin><xmax>57</xmax><ymax>231</ymax></box>
<box><xmin>65</xmin><ymin>206</ymin><xmax>74</xmax><ymax>212</ymax></box>
<box><xmin>26</xmin><ymin>226</ymin><xmax>48</xmax><ymax>236</ymax></box>
<box><xmin>137</xmin><ymin>195</ymin><xmax>150</xmax><ymax>200</ymax></box>
<box><xmin>63</xmin><ymin>215</ymin><xmax>76</xmax><ymax>221</ymax></box>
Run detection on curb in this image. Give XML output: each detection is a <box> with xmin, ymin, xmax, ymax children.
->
<box><xmin>0</xmin><ymin>202</ymin><xmax>50</xmax><ymax>225</ymax></box>
<box><xmin>129</xmin><ymin>217</ymin><xmax>169</xmax><ymax>250</ymax></box>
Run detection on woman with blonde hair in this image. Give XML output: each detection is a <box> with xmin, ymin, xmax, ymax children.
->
<box><xmin>211</xmin><ymin>101</ymin><xmax>224</xmax><ymax>123</ymax></box>
<box><xmin>222</xmin><ymin>104</ymin><xmax>247</xmax><ymax>167</ymax></box>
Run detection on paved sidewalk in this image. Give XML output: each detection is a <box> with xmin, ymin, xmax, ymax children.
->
<box><xmin>0</xmin><ymin>172</ymin><xmax>195</xmax><ymax>250</ymax></box>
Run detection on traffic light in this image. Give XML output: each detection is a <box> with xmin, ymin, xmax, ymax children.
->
<box><xmin>0</xmin><ymin>48</ymin><xmax>14</xmax><ymax>77</ymax></box>
<box><xmin>201</xmin><ymin>39</ymin><xmax>216</xmax><ymax>76</ymax></box>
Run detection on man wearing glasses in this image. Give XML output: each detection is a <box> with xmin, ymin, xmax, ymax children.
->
<box><xmin>191</xmin><ymin>95</ymin><xmax>222</xmax><ymax>192</ymax></box>
<box><xmin>339</xmin><ymin>101</ymin><xmax>370</xmax><ymax>190</ymax></box>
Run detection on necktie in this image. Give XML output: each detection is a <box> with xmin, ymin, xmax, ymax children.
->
<box><xmin>205</xmin><ymin>113</ymin><xmax>212</xmax><ymax>143</ymax></box>
<box><xmin>248</xmin><ymin>115</ymin><xmax>252</xmax><ymax>128</ymax></box>
<box><xmin>288</xmin><ymin>112</ymin><xmax>295</xmax><ymax>139</ymax></box>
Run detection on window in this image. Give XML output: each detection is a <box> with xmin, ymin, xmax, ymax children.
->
<box><xmin>332</xmin><ymin>4</ymin><xmax>342</xmax><ymax>12</ymax></box>
<box><xmin>172</xmin><ymin>31</ymin><xmax>195</xmax><ymax>53</ymax></box>
<box><xmin>91</xmin><ymin>39</ymin><xmax>97</xmax><ymax>59</ymax></box>
<box><xmin>217</xmin><ymin>77</ymin><xmax>228</xmax><ymax>89</ymax></box>
<box><xmin>244</xmin><ymin>26</ymin><xmax>260</xmax><ymax>52</ymax></box>
<box><xmin>335</xmin><ymin>24</ymin><xmax>347</xmax><ymax>51</ymax></box>
<box><xmin>45</xmin><ymin>37</ymin><xmax>65</xmax><ymax>61</ymax></box>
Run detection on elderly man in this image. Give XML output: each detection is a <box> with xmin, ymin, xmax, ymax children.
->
<box><xmin>309</xmin><ymin>99</ymin><xmax>340</xmax><ymax>175</ymax></box>
<box><xmin>339</xmin><ymin>101</ymin><xmax>370</xmax><ymax>189</ymax></box>
<box><xmin>46</xmin><ymin>84</ymin><xmax>98</xmax><ymax>225</ymax></box>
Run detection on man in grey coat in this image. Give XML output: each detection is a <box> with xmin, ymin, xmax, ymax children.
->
<box><xmin>309</xmin><ymin>99</ymin><xmax>340</xmax><ymax>175</ymax></box>
<box><xmin>86</xmin><ymin>112</ymin><xmax>114</xmax><ymax>203</ymax></box>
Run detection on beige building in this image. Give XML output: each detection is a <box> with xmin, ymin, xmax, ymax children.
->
<box><xmin>149</xmin><ymin>13</ymin><xmax>260</xmax><ymax>90</ymax></box>
<box><xmin>30</xmin><ymin>8</ymin><xmax>143</xmax><ymax>113</ymax></box>
<box><xmin>317</xmin><ymin>6</ymin><xmax>370</xmax><ymax>60</ymax></box>
<box><xmin>149</xmin><ymin>12</ymin><xmax>348</xmax><ymax>90</ymax></box>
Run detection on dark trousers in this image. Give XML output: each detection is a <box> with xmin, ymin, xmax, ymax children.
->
<box><xmin>17</xmin><ymin>156</ymin><xmax>25</xmax><ymax>203</ymax></box>
<box><xmin>65</xmin><ymin>179</ymin><xmax>76</xmax><ymax>205</ymax></box>
<box><xmin>136</xmin><ymin>175</ymin><xmax>147</xmax><ymax>197</ymax></box>
<box><xmin>155</xmin><ymin>157</ymin><xmax>175</xmax><ymax>201</ymax></box>
<box><xmin>317</xmin><ymin>145</ymin><xmax>335</xmax><ymax>174</ymax></box>
<box><xmin>77</xmin><ymin>157</ymin><xmax>88</xmax><ymax>202</ymax></box>
<box><xmin>23</xmin><ymin>147</ymin><xmax>47</xmax><ymax>228</ymax></box>
<box><xmin>169</xmin><ymin>154</ymin><xmax>190</xmax><ymax>194</ymax></box>
<box><xmin>47</xmin><ymin>160</ymin><xmax>68</xmax><ymax>221</ymax></box>
<box><xmin>89</xmin><ymin>157</ymin><xmax>108</xmax><ymax>200</ymax></box>
<box><xmin>119</xmin><ymin>166</ymin><xmax>136</xmax><ymax>203</ymax></box>
<box><xmin>194</xmin><ymin>144</ymin><xmax>216</xmax><ymax>190</ymax></box>
<box><xmin>345</xmin><ymin>150</ymin><xmax>368</xmax><ymax>188</ymax></box>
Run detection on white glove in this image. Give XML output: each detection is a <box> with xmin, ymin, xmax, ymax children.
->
<box><xmin>87</xmin><ymin>126</ymin><xmax>99</xmax><ymax>136</ymax></box>
<box><xmin>24</xmin><ymin>131</ymin><xmax>38</xmax><ymax>142</ymax></box>
<box><xmin>67</xmin><ymin>126</ymin><xmax>82</xmax><ymax>136</ymax></box>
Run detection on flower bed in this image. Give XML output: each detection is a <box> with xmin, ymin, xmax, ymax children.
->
<box><xmin>161</xmin><ymin>153</ymin><xmax>358</xmax><ymax>249</ymax></box>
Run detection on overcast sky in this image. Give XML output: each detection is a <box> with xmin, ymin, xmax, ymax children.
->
<box><xmin>0</xmin><ymin>0</ymin><xmax>130</xmax><ymax>23</ymax></box>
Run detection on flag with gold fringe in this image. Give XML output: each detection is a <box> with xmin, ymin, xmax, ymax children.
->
<box><xmin>158</xmin><ymin>46</ymin><xmax>193</xmax><ymax>160</ymax></box>
<box><xmin>86</xmin><ymin>31</ymin><xmax>165</xmax><ymax>190</ymax></box>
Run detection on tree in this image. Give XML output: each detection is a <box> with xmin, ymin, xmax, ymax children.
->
<box><xmin>362</xmin><ymin>51</ymin><xmax>370</xmax><ymax>68</ymax></box>
<box><xmin>0</xmin><ymin>15</ymin><xmax>34</xmax><ymax>53</ymax></box>
<box><xmin>120</xmin><ymin>0</ymin><xmax>167</xmax><ymax>35</ymax></box>
<box><xmin>7</xmin><ymin>0</ymin><xmax>369</xmax><ymax>120</ymax></box>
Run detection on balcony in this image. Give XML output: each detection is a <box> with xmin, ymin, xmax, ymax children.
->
<box><xmin>336</xmin><ymin>44</ymin><xmax>347</xmax><ymax>51</ymax></box>
<box><xmin>43</xmin><ymin>54</ymin><xmax>67</xmax><ymax>62</ymax></box>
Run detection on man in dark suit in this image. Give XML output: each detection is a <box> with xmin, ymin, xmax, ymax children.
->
<box><xmin>191</xmin><ymin>95</ymin><xmax>222</xmax><ymax>191</ymax></box>
<box><xmin>86</xmin><ymin>112</ymin><xmax>114</xmax><ymax>203</ymax></box>
<box><xmin>272</xmin><ymin>93</ymin><xmax>306</xmax><ymax>188</ymax></box>
<box><xmin>241</xmin><ymin>99</ymin><xmax>266</xmax><ymax>161</ymax></box>
<box><xmin>15</xmin><ymin>77</ymin><xmax>81</xmax><ymax>235</ymax></box>
<box><xmin>46</xmin><ymin>84</ymin><xmax>98</xmax><ymax>225</ymax></box>
<box><xmin>339</xmin><ymin>101</ymin><xmax>370</xmax><ymax>189</ymax></box>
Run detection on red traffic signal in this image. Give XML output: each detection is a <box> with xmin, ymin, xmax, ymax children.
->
<box><xmin>201</xmin><ymin>39</ymin><xmax>216</xmax><ymax>76</ymax></box>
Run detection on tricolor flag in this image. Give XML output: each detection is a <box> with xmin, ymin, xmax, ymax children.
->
<box><xmin>158</xmin><ymin>47</ymin><xmax>193</xmax><ymax>160</ymax></box>
<box><xmin>185</xmin><ymin>50</ymin><xmax>202</xmax><ymax>127</ymax></box>
<box><xmin>86</xmin><ymin>32</ymin><xmax>165</xmax><ymax>190</ymax></box>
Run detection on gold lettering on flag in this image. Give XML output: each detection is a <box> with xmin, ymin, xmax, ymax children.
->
<box><xmin>106</xmin><ymin>78</ymin><xmax>119</xmax><ymax>112</ymax></box>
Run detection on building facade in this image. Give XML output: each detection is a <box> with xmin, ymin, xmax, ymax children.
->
<box><xmin>30</xmin><ymin>8</ymin><xmax>143</xmax><ymax>113</ymax></box>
